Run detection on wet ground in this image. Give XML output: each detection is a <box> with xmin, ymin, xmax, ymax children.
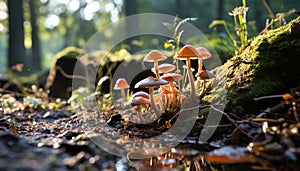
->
<box><xmin>1</xmin><ymin>88</ymin><xmax>300</xmax><ymax>171</ymax></box>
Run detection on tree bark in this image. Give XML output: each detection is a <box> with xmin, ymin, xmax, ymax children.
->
<box><xmin>29</xmin><ymin>0</ymin><xmax>41</xmax><ymax>71</ymax></box>
<box><xmin>7</xmin><ymin>0</ymin><xmax>26</xmax><ymax>70</ymax></box>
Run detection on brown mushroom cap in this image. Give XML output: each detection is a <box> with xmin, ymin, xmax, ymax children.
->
<box><xmin>197</xmin><ymin>47</ymin><xmax>212</xmax><ymax>59</ymax></box>
<box><xmin>114</xmin><ymin>78</ymin><xmax>129</xmax><ymax>89</ymax></box>
<box><xmin>143</xmin><ymin>50</ymin><xmax>167</xmax><ymax>62</ymax></box>
<box><xmin>176</xmin><ymin>45</ymin><xmax>200</xmax><ymax>60</ymax></box>
<box><xmin>195</xmin><ymin>70</ymin><xmax>215</xmax><ymax>80</ymax></box>
<box><xmin>151</xmin><ymin>63</ymin><xmax>176</xmax><ymax>74</ymax></box>
<box><xmin>132</xmin><ymin>91</ymin><xmax>150</xmax><ymax>99</ymax></box>
<box><xmin>161</xmin><ymin>73</ymin><xmax>184</xmax><ymax>82</ymax></box>
<box><xmin>130</xmin><ymin>96</ymin><xmax>150</xmax><ymax>106</ymax></box>
<box><xmin>135</xmin><ymin>76</ymin><xmax>168</xmax><ymax>88</ymax></box>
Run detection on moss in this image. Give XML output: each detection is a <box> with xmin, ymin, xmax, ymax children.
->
<box><xmin>209</xmin><ymin>17</ymin><xmax>300</xmax><ymax>112</ymax></box>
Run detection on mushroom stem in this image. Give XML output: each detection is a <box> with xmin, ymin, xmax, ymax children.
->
<box><xmin>186</xmin><ymin>58</ymin><xmax>196</xmax><ymax>95</ymax></box>
<box><xmin>154</xmin><ymin>60</ymin><xmax>160</xmax><ymax>78</ymax></box>
<box><xmin>199</xmin><ymin>80</ymin><xmax>206</xmax><ymax>97</ymax></box>
<box><xmin>120</xmin><ymin>88</ymin><xmax>127</xmax><ymax>100</ymax></box>
<box><xmin>196</xmin><ymin>58</ymin><xmax>203</xmax><ymax>90</ymax></box>
<box><xmin>169</xmin><ymin>82</ymin><xmax>177</xmax><ymax>107</ymax></box>
<box><xmin>136</xmin><ymin>105</ymin><xmax>144</xmax><ymax>122</ymax></box>
<box><xmin>149</xmin><ymin>87</ymin><xmax>163</xmax><ymax>115</ymax></box>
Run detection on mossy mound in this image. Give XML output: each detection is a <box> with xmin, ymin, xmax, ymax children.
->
<box><xmin>211</xmin><ymin>17</ymin><xmax>300</xmax><ymax>112</ymax></box>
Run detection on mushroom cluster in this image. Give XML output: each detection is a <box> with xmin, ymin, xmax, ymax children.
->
<box><xmin>114</xmin><ymin>46</ymin><xmax>215</xmax><ymax>121</ymax></box>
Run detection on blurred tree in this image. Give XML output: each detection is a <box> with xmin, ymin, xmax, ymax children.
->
<box><xmin>7</xmin><ymin>0</ymin><xmax>26</xmax><ymax>70</ymax></box>
<box><xmin>29</xmin><ymin>0</ymin><xmax>41</xmax><ymax>71</ymax></box>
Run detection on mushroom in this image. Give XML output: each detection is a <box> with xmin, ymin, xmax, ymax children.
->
<box><xmin>196</xmin><ymin>47</ymin><xmax>212</xmax><ymax>89</ymax></box>
<box><xmin>144</xmin><ymin>50</ymin><xmax>167</xmax><ymax>78</ymax></box>
<box><xmin>195</xmin><ymin>70</ymin><xmax>215</xmax><ymax>97</ymax></box>
<box><xmin>151</xmin><ymin>63</ymin><xmax>176</xmax><ymax>74</ymax></box>
<box><xmin>132</xmin><ymin>91</ymin><xmax>150</xmax><ymax>99</ymax></box>
<box><xmin>135</xmin><ymin>76</ymin><xmax>168</xmax><ymax>115</ymax></box>
<box><xmin>160</xmin><ymin>73</ymin><xmax>183</xmax><ymax>108</ymax></box>
<box><xmin>176</xmin><ymin>45</ymin><xmax>200</xmax><ymax>95</ymax></box>
<box><xmin>114</xmin><ymin>78</ymin><xmax>130</xmax><ymax>100</ymax></box>
<box><xmin>130</xmin><ymin>96</ymin><xmax>151</xmax><ymax>122</ymax></box>
<box><xmin>152</xmin><ymin>63</ymin><xmax>176</xmax><ymax>106</ymax></box>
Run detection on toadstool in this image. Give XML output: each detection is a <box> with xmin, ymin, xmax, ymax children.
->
<box><xmin>130</xmin><ymin>96</ymin><xmax>150</xmax><ymax>122</ymax></box>
<box><xmin>160</xmin><ymin>73</ymin><xmax>183</xmax><ymax>108</ymax></box>
<box><xmin>176</xmin><ymin>45</ymin><xmax>199</xmax><ymax>95</ymax></box>
<box><xmin>196</xmin><ymin>47</ymin><xmax>212</xmax><ymax>89</ymax></box>
<box><xmin>144</xmin><ymin>50</ymin><xmax>167</xmax><ymax>78</ymax></box>
<box><xmin>152</xmin><ymin>63</ymin><xmax>176</xmax><ymax>74</ymax></box>
<box><xmin>114</xmin><ymin>78</ymin><xmax>130</xmax><ymax>100</ymax></box>
<box><xmin>135</xmin><ymin>76</ymin><xmax>168</xmax><ymax>115</ymax></box>
<box><xmin>195</xmin><ymin>70</ymin><xmax>215</xmax><ymax>97</ymax></box>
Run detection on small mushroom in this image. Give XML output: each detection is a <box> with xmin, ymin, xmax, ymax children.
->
<box><xmin>151</xmin><ymin>63</ymin><xmax>176</xmax><ymax>74</ymax></box>
<box><xmin>114</xmin><ymin>78</ymin><xmax>130</xmax><ymax>100</ymax></box>
<box><xmin>132</xmin><ymin>91</ymin><xmax>150</xmax><ymax>99</ymax></box>
<box><xmin>160</xmin><ymin>73</ymin><xmax>184</xmax><ymax>108</ymax></box>
<box><xmin>152</xmin><ymin>63</ymin><xmax>176</xmax><ymax>106</ymax></box>
<box><xmin>195</xmin><ymin>70</ymin><xmax>215</xmax><ymax>97</ymax></box>
<box><xmin>176</xmin><ymin>45</ymin><xmax>199</xmax><ymax>95</ymax></box>
<box><xmin>196</xmin><ymin>47</ymin><xmax>212</xmax><ymax>89</ymax></box>
<box><xmin>135</xmin><ymin>76</ymin><xmax>168</xmax><ymax>115</ymax></box>
<box><xmin>144</xmin><ymin>50</ymin><xmax>167</xmax><ymax>78</ymax></box>
<box><xmin>130</xmin><ymin>96</ymin><xmax>151</xmax><ymax>122</ymax></box>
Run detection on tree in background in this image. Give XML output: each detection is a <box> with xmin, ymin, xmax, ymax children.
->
<box><xmin>7</xmin><ymin>0</ymin><xmax>26</xmax><ymax>71</ymax></box>
<box><xmin>29</xmin><ymin>0</ymin><xmax>41</xmax><ymax>71</ymax></box>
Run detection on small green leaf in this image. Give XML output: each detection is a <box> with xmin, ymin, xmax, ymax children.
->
<box><xmin>6</xmin><ymin>101</ymin><xmax>14</xmax><ymax>109</ymax></box>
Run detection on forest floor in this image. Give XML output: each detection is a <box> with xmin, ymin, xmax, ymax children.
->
<box><xmin>1</xmin><ymin>86</ymin><xmax>300</xmax><ymax>171</ymax></box>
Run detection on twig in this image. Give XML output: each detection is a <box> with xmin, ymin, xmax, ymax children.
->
<box><xmin>171</xmin><ymin>104</ymin><xmax>254</xmax><ymax>140</ymax></box>
<box><xmin>254</xmin><ymin>94</ymin><xmax>283</xmax><ymax>101</ymax></box>
<box><xmin>262</xmin><ymin>0</ymin><xmax>275</xmax><ymax>19</ymax></box>
<box><xmin>292</xmin><ymin>102</ymin><xmax>299</xmax><ymax>122</ymax></box>
<box><xmin>210</xmin><ymin>105</ymin><xmax>254</xmax><ymax>140</ymax></box>
<box><xmin>251</xmin><ymin>118</ymin><xmax>285</xmax><ymax>123</ymax></box>
<box><xmin>56</xmin><ymin>66</ymin><xmax>86</xmax><ymax>80</ymax></box>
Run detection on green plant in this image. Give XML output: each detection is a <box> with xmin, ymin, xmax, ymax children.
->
<box><xmin>209</xmin><ymin>0</ymin><xmax>249</xmax><ymax>54</ymax></box>
<box><xmin>163</xmin><ymin>16</ymin><xmax>198</xmax><ymax>67</ymax></box>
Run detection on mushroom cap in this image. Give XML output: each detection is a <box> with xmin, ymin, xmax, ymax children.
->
<box><xmin>135</xmin><ymin>76</ymin><xmax>168</xmax><ymax>88</ymax></box>
<box><xmin>114</xmin><ymin>78</ymin><xmax>129</xmax><ymax>89</ymax></box>
<box><xmin>176</xmin><ymin>45</ymin><xmax>200</xmax><ymax>60</ymax></box>
<box><xmin>143</xmin><ymin>50</ymin><xmax>167</xmax><ymax>62</ymax></box>
<box><xmin>161</xmin><ymin>73</ymin><xmax>184</xmax><ymax>82</ymax></box>
<box><xmin>151</xmin><ymin>63</ymin><xmax>176</xmax><ymax>74</ymax></box>
<box><xmin>197</xmin><ymin>47</ymin><xmax>212</xmax><ymax>59</ymax></box>
<box><xmin>195</xmin><ymin>70</ymin><xmax>215</xmax><ymax>80</ymax></box>
<box><xmin>132</xmin><ymin>91</ymin><xmax>150</xmax><ymax>99</ymax></box>
<box><xmin>130</xmin><ymin>96</ymin><xmax>150</xmax><ymax>106</ymax></box>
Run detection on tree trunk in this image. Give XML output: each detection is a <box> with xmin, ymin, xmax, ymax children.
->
<box><xmin>7</xmin><ymin>0</ymin><xmax>26</xmax><ymax>71</ymax></box>
<box><xmin>29</xmin><ymin>0</ymin><xmax>41</xmax><ymax>71</ymax></box>
<box><xmin>124</xmin><ymin>0</ymin><xmax>138</xmax><ymax>53</ymax></box>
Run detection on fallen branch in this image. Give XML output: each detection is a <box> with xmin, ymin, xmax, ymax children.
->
<box><xmin>253</xmin><ymin>94</ymin><xmax>283</xmax><ymax>101</ymax></box>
